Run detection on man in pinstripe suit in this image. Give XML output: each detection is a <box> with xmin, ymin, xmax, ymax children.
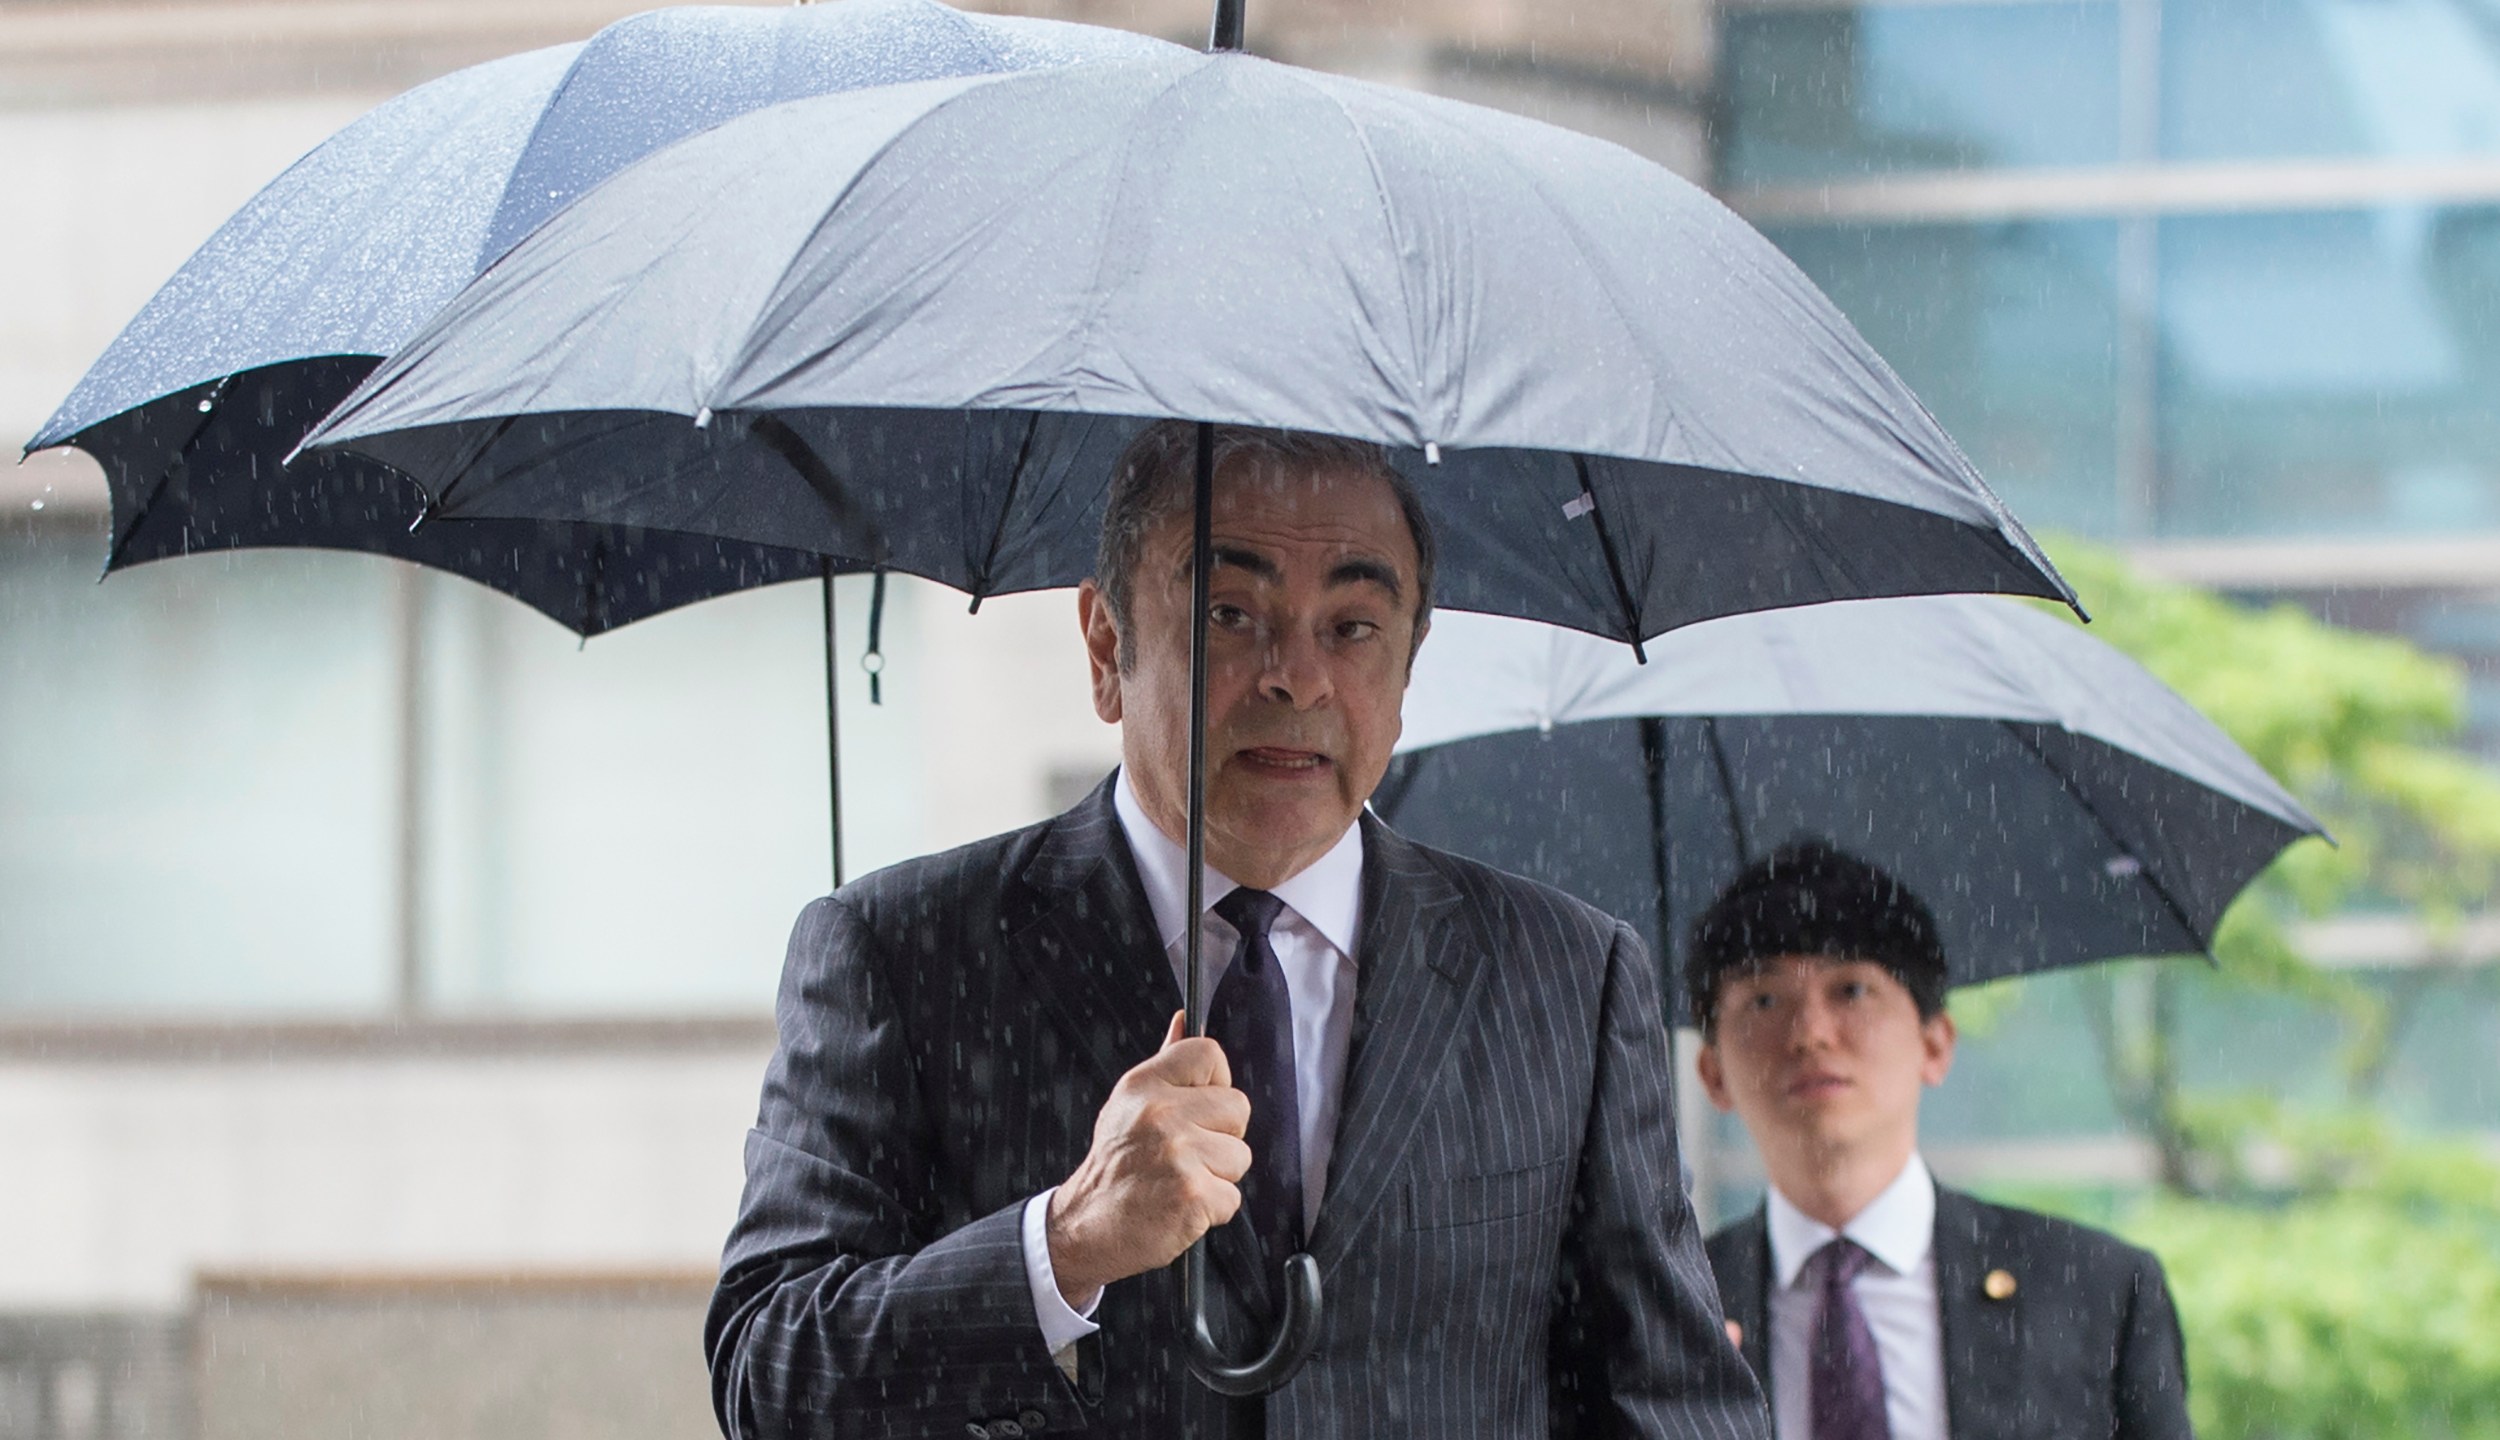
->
<box><xmin>707</xmin><ymin>424</ymin><xmax>1769</xmax><ymax>1439</ymax></box>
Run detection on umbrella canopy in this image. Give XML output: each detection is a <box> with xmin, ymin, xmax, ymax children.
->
<box><xmin>26</xmin><ymin>0</ymin><xmax>1176</xmax><ymax>636</ymax></box>
<box><xmin>304</xmin><ymin>48</ymin><xmax>2075</xmax><ymax>640</ymax></box>
<box><xmin>1374</xmin><ymin>600</ymin><xmax>2327</xmax><ymax>1022</ymax></box>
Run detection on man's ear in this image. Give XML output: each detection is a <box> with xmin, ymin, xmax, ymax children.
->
<box><xmin>1920</xmin><ymin>1009</ymin><xmax>1958</xmax><ymax>1088</ymax></box>
<box><xmin>1694</xmin><ymin>1039</ymin><xmax>1737</xmax><ymax>1113</ymax></box>
<box><xmin>1077</xmin><ymin>580</ymin><xmax>1123</xmax><ymax>725</ymax></box>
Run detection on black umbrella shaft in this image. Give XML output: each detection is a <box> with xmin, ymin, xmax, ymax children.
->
<box><xmin>824</xmin><ymin>564</ymin><xmax>844</xmax><ymax>890</ymax></box>
<box><xmin>1209</xmin><ymin>0</ymin><xmax>1245</xmax><ymax>51</ymax></box>
<box><xmin>1184</xmin><ymin>424</ymin><xmax>1213</xmax><ymax>1034</ymax></box>
<box><xmin>1182</xmin><ymin>421</ymin><xmax>1214</xmax><ymax>1313</ymax></box>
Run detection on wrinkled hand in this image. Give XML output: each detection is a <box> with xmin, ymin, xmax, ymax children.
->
<box><xmin>1047</xmin><ymin>1011</ymin><xmax>1251</xmax><ymax>1309</ymax></box>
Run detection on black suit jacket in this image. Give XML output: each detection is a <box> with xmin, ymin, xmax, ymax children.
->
<box><xmin>707</xmin><ymin>781</ymin><xmax>1767</xmax><ymax>1439</ymax></box>
<box><xmin>1705</xmin><ymin>1189</ymin><xmax>2192</xmax><ymax>1440</ymax></box>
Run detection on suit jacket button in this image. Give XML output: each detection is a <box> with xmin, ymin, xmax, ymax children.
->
<box><xmin>1984</xmin><ymin>1268</ymin><xmax>2018</xmax><ymax>1301</ymax></box>
<box><xmin>990</xmin><ymin>1423</ymin><xmax>1026</xmax><ymax>1439</ymax></box>
<box><xmin>964</xmin><ymin>1426</ymin><xmax>989</xmax><ymax>1439</ymax></box>
<box><xmin>1018</xmin><ymin>1411</ymin><xmax>1049</xmax><ymax>1432</ymax></box>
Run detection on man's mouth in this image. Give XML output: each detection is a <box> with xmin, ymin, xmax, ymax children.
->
<box><xmin>1787</xmin><ymin>1072</ymin><xmax>1849</xmax><ymax>1100</ymax></box>
<box><xmin>1237</xmin><ymin>746</ymin><xmax>1331</xmax><ymax>775</ymax></box>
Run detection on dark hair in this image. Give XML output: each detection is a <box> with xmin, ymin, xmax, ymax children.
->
<box><xmin>1094</xmin><ymin>421</ymin><xmax>1436</xmax><ymax>671</ymax></box>
<box><xmin>1686</xmin><ymin>840</ymin><xmax>1948</xmax><ymax>1037</ymax></box>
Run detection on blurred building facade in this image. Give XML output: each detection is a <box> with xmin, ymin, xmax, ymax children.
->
<box><xmin>1</xmin><ymin>0</ymin><xmax>2496</xmax><ymax>1435</ymax></box>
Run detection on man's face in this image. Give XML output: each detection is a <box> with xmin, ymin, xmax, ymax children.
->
<box><xmin>1695</xmin><ymin>955</ymin><xmax>1954</xmax><ymax>1159</ymax></box>
<box><xmin>1078</xmin><ymin>455</ymin><xmax>1425</xmax><ymax>889</ymax></box>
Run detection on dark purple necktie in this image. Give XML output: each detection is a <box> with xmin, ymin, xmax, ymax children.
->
<box><xmin>1810</xmin><ymin>1238</ymin><xmax>1892</xmax><ymax>1440</ymax></box>
<box><xmin>1208</xmin><ymin>887</ymin><xmax>1303</xmax><ymax>1268</ymax></box>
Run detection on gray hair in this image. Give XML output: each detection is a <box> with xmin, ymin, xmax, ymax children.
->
<box><xmin>1095</xmin><ymin>421</ymin><xmax>1437</xmax><ymax>671</ymax></box>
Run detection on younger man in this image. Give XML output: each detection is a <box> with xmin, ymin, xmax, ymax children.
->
<box><xmin>1690</xmin><ymin>842</ymin><xmax>2193</xmax><ymax>1440</ymax></box>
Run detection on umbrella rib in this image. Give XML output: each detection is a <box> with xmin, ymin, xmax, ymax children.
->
<box><xmin>968</xmin><ymin>411</ymin><xmax>1042</xmax><ymax>612</ymax></box>
<box><xmin>1572</xmin><ymin>454</ymin><xmax>1648</xmax><ymax>661</ymax></box>
<box><xmin>102</xmin><ymin>375</ymin><xmax>232</xmax><ymax>575</ymax></box>
<box><xmin>1701</xmin><ymin>717</ymin><xmax>1752</xmax><ymax>869</ymax></box>
<box><xmin>1993</xmin><ymin>719</ymin><xmax>2213</xmax><ymax>960</ymax></box>
<box><xmin>749</xmin><ymin>414</ymin><xmax>880</xmax><ymax>559</ymax></box>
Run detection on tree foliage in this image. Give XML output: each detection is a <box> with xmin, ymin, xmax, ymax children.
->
<box><xmin>2123</xmin><ymin>1116</ymin><xmax>2500</xmax><ymax>1440</ymax></box>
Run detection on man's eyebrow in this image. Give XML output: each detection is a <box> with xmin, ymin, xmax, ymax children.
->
<box><xmin>1329</xmin><ymin>556</ymin><xmax>1403</xmax><ymax>600</ymax></box>
<box><xmin>1176</xmin><ymin>545</ymin><xmax>1282</xmax><ymax>584</ymax></box>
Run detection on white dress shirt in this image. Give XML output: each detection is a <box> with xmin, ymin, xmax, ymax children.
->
<box><xmin>1764</xmin><ymin>1153</ymin><xmax>1948</xmax><ymax>1440</ymax></box>
<box><xmin>1020</xmin><ymin>769</ymin><xmax>1365</xmax><ymax>1363</ymax></box>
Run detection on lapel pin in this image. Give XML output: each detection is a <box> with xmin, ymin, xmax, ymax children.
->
<box><xmin>1984</xmin><ymin>1269</ymin><xmax>2018</xmax><ymax>1301</ymax></box>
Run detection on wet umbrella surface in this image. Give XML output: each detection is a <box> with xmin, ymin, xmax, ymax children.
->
<box><xmin>1376</xmin><ymin>599</ymin><xmax>2327</xmax><ymax>1023</ymax></box>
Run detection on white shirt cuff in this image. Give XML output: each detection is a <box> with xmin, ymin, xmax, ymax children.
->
<box><xmin>1022</xmin><ymin>1187</ymin><xmax>1102</xmax><ymax>1359</ymax></box>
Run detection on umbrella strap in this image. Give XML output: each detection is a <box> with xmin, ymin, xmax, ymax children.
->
<box><xmin>861</xmin><ymin>568</ymin><xmax>887</xmax><ymax>705</ymax></box>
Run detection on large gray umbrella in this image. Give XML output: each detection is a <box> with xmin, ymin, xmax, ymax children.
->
<box><xmin>1374</xmin><ymin>600</ymin><xmax>2327</xmax><ymax>1024</ymax></box>
<box><xmin>299</xmin><ymin>15</ymin><xmax>2078</xmax><ymax>1395</ymax></box>
<box><xmin>301</xmin><ymin>48</ymin><xmax>2073</xmax><ymax>640</ymax></box>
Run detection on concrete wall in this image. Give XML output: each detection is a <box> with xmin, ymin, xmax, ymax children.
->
<box><xmin>195</xmin><ymin>1274</ymin><xmax>716</xmax><ymax>1440</ymax></box>
<box><xmin>0</xmin><ymin>1023</ymin><xmax>772</xmax><ymax>1313</ymax></box>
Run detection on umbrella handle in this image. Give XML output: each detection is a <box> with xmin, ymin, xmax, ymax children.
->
<box><xmin>1185</xmin><ymin>1245</ymin><xmax>1324</xmax><ymax>1396</ymax></box>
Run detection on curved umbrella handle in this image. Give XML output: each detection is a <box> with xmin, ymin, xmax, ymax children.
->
<box><xmin>1184</xmin><ymin>1245</ymin><xmax>1323</xmax><ymax>1396</ymax></box>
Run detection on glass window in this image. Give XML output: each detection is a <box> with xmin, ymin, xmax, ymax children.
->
<box><xmin>1766</xmin><ymin>219</ymin><xmax>2124</xmax><ymax>534</ymax></box>
<box><xmin>2164</xmin><ymin>0</ymin><xmax>2500</xmax><ymax>163</ymax></box>
<box><xmin>2156</xmin><ymin>205</ymin><xmax>2500</xmax><ymax>536</ymax></box>
<box><xmin>1719</xmin><ymin>2</ymin><xmax>2123</xmax><ymax>185</ymax></box>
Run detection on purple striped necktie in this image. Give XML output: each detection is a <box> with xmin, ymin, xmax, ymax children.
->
<box><xmin>1810</xmin><ymin>1237</ymin><xmax>1892</xmax><ymax>1440</ymax></box>
<box><xmin>1209</xmin><ymin>887</ymin><xmax>1303</xmax><ymax>1270</ymax></box>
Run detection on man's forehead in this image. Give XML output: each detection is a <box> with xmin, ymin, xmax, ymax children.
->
<box><xmin>1154</xmin><ymin>462</ymin><xmax>1415</xmax><ymax>564</ymax></box>
<box><xmin>1728</xmin><ymin>952</ymin><xmax>1890</xmax><ymax>982</ymax></box>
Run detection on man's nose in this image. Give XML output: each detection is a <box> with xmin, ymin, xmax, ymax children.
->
<box><xmin>1789</xmin><ymin>993</ymin><xmax>1841</xmax><ymax>1050</ymax></box>
<box><xmin>1256</xmin><ymin>626</ymin><xmax>1333</xmax><ymax>709</ymax></box>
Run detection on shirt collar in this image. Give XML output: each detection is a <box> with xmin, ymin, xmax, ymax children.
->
<box><xmin>1765</xmin><ymin>1152</ymin><xmax>1936</xmax><ymax>1289</ymax></box>
<box><xmin>1112</xmin><ymin>767</ymin><xmax>1364</xmax><ymax>960</ymax></box>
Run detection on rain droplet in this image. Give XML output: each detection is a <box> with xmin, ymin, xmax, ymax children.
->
<box><xmin>29</xmin><ymin>499</ymin><xmax>45</xmax><ymax>511</ymax></box>
<box><xmin>1424</xmin><ymin>441</ymin><xmax>1442</xmax><ymax>465</ymax></box>
<box><xmin>693</xmin><ymin>407</ymin><xmax>714</xmax><ymax>429</ymax></box>
<box><xmin>196</xmin><ymin>398</ymin><xmax>214</xmax><ymax>413</ymax></box>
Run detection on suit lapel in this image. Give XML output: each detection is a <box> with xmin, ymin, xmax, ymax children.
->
<box><xmin>1006</xmin><ymin>781</ymin><xmax>1179</xmax><ymax>1097</ymax></box>
<box><xmin>1934</xmin><ymin>1188</ymin><xmax>2024</xmax><ymax>1439</ymax></box>
<box><xmin>1306</xmin><ymin>817</ymin><xmax>1485</xmax><ymax>1276</ymax></box>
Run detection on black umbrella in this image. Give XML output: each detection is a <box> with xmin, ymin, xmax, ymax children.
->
<box><xmin>1373</xmin><ymin>600</ymin><xmax>2327</xmax><ymax>1024</ymax></box>
<box><xmin>301</xmin><ymin>0</ymin><xmax>2078</xmax><ymax>1394</ymax></box>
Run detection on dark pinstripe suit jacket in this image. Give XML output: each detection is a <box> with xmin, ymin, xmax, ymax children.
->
<box><xmin>1706</xmin><ymin>1190</ymin><xmax>2193</xmax><ymax>1440</ymax></box>
<box><xmin>707</xmin><ymin>780</ymin><xmax>1768</xmax><ymax>1439</ymax></box>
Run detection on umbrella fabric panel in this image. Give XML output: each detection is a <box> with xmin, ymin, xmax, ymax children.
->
<box><xmin>308</xmin><ymin>53</ymin><xmax>2074</xmax><ymax>627</ymax></box>
<box><xmin>1374</xmin><ymin>716</ymin><xmax>2265</xmax><ymax>1023</ymax></box>
<box><xmin>31</xmin><ymin>45</ymin><xmax>580</xmax><ymax>450</ymax></box>
<box><xmin>78</xmin><ymin>365</ymin><xmax>841</xmax><ymax>636</ymax></box>
<box><xmin>480</xmin><ymin>0</ymin><xmax>1170</xmax><ymax>261</ymax></box>
<box><xmin>1396</xmin><ymin>601</ymin><xmax>2317</xmax><ymax>831</ymax></box>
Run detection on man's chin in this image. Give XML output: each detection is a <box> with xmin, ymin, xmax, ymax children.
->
<box><xmin>1208</xmin><ymin>794</ymin><xmax>1361</xmax><ymax>874</ymax></box>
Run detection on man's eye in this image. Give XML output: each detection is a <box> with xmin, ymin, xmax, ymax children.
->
<box><xmin>1209</xmin><ymin>604</ymin><xmax>1252</xmax><ymax>629</ymax></box>
<box><xmin>1336</xmin><ymin>619</ymin><xmax>1380</xmax><ymax>642</ymax></box>
<box><xmin>1745</xmin><ymin>992</ymin><xmax>1777</xmax><ymax>1011</ymax></box>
